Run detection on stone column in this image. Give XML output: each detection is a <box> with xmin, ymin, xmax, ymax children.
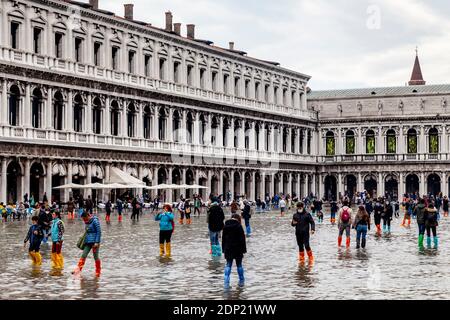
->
<box><xmin>65</xmin><ymin>161</ymin><xmax>73</xmax><ymax>202</ymax></box>
<box><xmin>270</xmin><ymin>125</ymin><xmax>275</xmax><ymax>152</ymax></box>
<box><xmin>338</xmin><ymin>173</ymin><xmax>343</xmax><ymax>198</ymax></box>
<box><xmin>378</xmin><ymin>172</ymin><xmax>383</xmax><ymax>198</ymax></box>
<box><xmin>230</xmin><ymin>170</ymin><xmax>235</xmax><ymax>199</ymax></box>
<box><xmin>260</xmin><ymin>171</ymin><xmax>266</xmax><ymax>200</ymax></box>
<box><xmin>0</xmin><ymin>80</ymin><xmax>7</xmax><ymax>126</ymax></box>
<box><xmin>21</xmin><ymin>159</ymin><xmax>30</xmax><ymax>203</ymax></box>
<box><xmin>420</xmin><ymin>172</ymin><xmax>425</xmax><ymax>196</ymax></box>
<box><xmin>167</xmin><ymin>108</ymin><xmax>174</xmax><ymax>142</ymax></box>
<box><xmin>399</xmin><ymin>172</ymin><xmax>404</xmax><ymax>199</ymax></box>
<box><xmin>288</xmin><ymin>173</ymin><xmax>293</xmax><ymax>196</ymax></box>
<box><xmin>86</xmin><ymin>162</ymin><xmax>92</xmax><ymax>197</ymax></box>
<box><xmin>46</xmin><ymin>87</ymin><xmax>53</xmax><ymax>129</ymax></box>
<box><xmin>0</xmin><ymin>158</ymin><xmax>7</xmax><ymax>203</ymax></box>
<box><xmin>271</xmin><ymin>173</ymin><xmax>275</xmax><ymax>196</ymax></box>
<box><xmin>441</xmin><ymin>172</ymin><xmax>446</xmax><ymax>196</ymax></box>
<box><xmin>153</xmin><ymin>106</ymin><xmax>159</xmax><ymax>140</ymax></box>
<box><xmin>297</xmin><ymin>173</ymin><xmax>301</xmax><ymax>198</ymax></box>
<box><xmin>167</xmin><ymin>167</ymin><xmax>173</xmax><ymax>203</ymax></box>
<box><xmin>218</xmin><ymin>170</ymin><xmax>224</xmax><ymax>198</ymax></box>
<box><xmin>318</xmin><ymin>174</ymin><xmax>324</xmax><ymax>200</ymax></box>
<box><xmin>419</xmin><ymin>125</ymin><xmax>426</xmax><ymax>155</ymax></box>
<box><xmin>378</xmin><ymin>126</ymin><xmax>383</xmax><ymax>155</ymax></box>
<box><xmin>249</xmin><ymin>122</ymin><xmax>256</xmax><ymax>150</ymax></box>
<box><xmin>305</xmin><ymin>174</ymin><xmax>309</xmax><ymax>197</ymax></box>
<box><xmin>86</xmin><ymin>94</ymin><xmax>93</xmax><ymax>134</ymax></box>
<box><xmin>399</xmin><ymin>126</ymin><xmax>404</xmax><ymax>155</ymax></box>
<box><xmin>24</xmin><ymin>84</ymin><xmax>31</xmax><ymax>128</ymax></box>
<box><xmin>250</xmin><ymin>171</ymin><xmax>256</xmax><ymax>201</ymax></box>
<box><xmin>311</xmin><ymin>174</ymin><xmax>316</xmax><ymax>197</ymax></box>
<box><xmin>358</xmin><ymin>172</ymin><xmax>363</xmax><ymax>193</ymax></box>
<box><xmin>46</xmin><ymin>160</ymin><xmax>52</xmax><ymax>202</ymax></box>
<box><xmin>137</xmin><ymin>104</ymin><xmax>143</xmax><ymax>139</ymax></box>
<box><xmin>240</xmin><ymin>172</ymin><xmax>245</xmax><ymax>198</ymax></box>
<box><xmin>194</xmin><ymin>113</ymin><xmax>200</xmax><ymax>145</ymax></box>
<box><xmin>66</xmin><ymin>90</ymin><xmax>73</xmax><ymax>131</ymax></box>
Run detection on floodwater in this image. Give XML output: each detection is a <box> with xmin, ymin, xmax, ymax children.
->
<box><xmin>0</xmin><ymin>207</ymin><xmax>449</xmax><ymax>300</ymax></box>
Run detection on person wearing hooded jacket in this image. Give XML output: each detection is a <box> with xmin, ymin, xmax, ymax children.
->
<box><xmin>241</xmin><ymin>200</ymin><xmax>252</xmax><ymax>236</ymax></box>
<box><xmin>337</xmin><ymin>199</ymin><xmax>353</xmax><ymax>248</ymax></box>
<box><xmin>291</xmin><ymin>202</ymin><xmax>315</xmax><ymax>263</ymax></box>
<box><xmin>207</xmin><ymin>197</ymin><xmax>225</xmax><ymax>257</ymax></box>
<box><xmin>222</xmin><ymin>214</ymin><xmax>247</xmax><ymax>289</ymax></box>
<box><xmin>424</xmin><ymin>203</ymin><xmax>439</xmax><ymax>249</ymax></box>
<box><xmin>415</xmin><ymin>198</ymin><xmax>426</xmax><ymax>249</ymax></box>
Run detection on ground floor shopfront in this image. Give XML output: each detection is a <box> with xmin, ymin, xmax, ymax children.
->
<box><xmin>0</xmin><ymin>142</ymin><xmax>317</xmax><ymax>204</ymax></box>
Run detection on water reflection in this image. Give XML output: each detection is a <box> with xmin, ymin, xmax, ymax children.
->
<box><xmin>0</xmin><ymin>208</ymin><xmax>449</xmax><ymax>299</ymax></box>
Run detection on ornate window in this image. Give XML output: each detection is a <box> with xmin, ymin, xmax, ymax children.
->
<box><xmin>407</xmin><ymin>129</ymin><xmax>417</xmax><ymax>154</ymax></box>
<box><xmin>429</xmin><ymin>128</ymin><xmax>439</xmax><ymax>154</ymax></box>
<box><xmin>386</xmin><ymin>129</ymin><xmax>396</xmax><ymax>154</ymax></box>
<box><xmin>345</xmin><ymin>130</ymin><xmax>355</xmax><ymax>154</ymax></box>
<box><xmin>366</xmin><ymin>130</ymin><xmax>375</xmax><ymax>154</ymax></box>
<box><xmin>326</xmin><ymin>131</ymin><xmax>335</xmax><ymax>156</ymax></box>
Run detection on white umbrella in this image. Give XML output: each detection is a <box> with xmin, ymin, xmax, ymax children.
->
<box><xmin>52</xmin><ymin>183</ymin><xmax>83</xmax><ymax>189</ymax></box>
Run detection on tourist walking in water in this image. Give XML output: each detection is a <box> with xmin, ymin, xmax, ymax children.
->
<box><xmin>291</xmin><ymin>202</ymin><xmax>315</xmax><ymax>263</ymax></box>
<box><xmin>24</xmin><ymin>216</ymin><xmax>44</xmax><ymax>266</ymax></box>
<box><xmin>337</xmin><ymin>199</ymin><xmax>353</xmax><ymax>248</ymax></box>
<box><xmin>230</xmin><ymin>199</ymin><xmax>239</xmax><ymax>216</ymax></box>
<box><xmin>131</xmin><ymin>197</ymin><xmax>140</xmax><ymax>221</ymax></box>
<box><xmin>401</xmin><ymin>199</ymin><xmax>412</xmax><ymax>228</ymax></box>
<box><xmin>415</xmin><ymin>198</ymin><xmax>426</xmax><ymax>249</ymax></box>
<box><xmin>424</xmin><ymin>202</ymin><xmax>439</xmax><ymax>249</ymax></box>
<box><xmin>241</xmin><ymin>200</ymin><xmax>252</xmax><ymax>236</ymax></box>
<box><xmin>155</xmin><ymin>204</ymin><xmax>174</xmax><ymax>258</ymax></box>
<box><xmin>373</xmin><ymin>198</ymin><xmax>383</xmax><ymax>235</ymax></box>
<box><xmin>382</xmin><ymin>200</ymin><xmax>393</xmax><ymax>234</ymax></box>
<box><xmin>72</xmin><ymin>211</ymin><xmax>102</xmax><ymax>277</ymax></box>
<box><xmin>222</xmin><ymin>213</ymin><xmax>247</xmax><ymax>289</ymax></box>
<box><xmin>279</xmin><ymin>197</ymin><xmax>287</xmax><ymax>216</ymax></box>
<box><xmin>105</xmin><ymin>200</ymin><xmax>112</xmax><ymax>222</ymax></box>
<box><xmin>330</xmin><ymin>199</ymin><xmax>338</xmax><ymax>224</ymax></box>
<box><xmin>50</xmin><ymin>211</ymin><xmax>65</xmax><ymax>269</ymax></box>
<box><xmin>177</xmin><ymin>197</ymin><xmax>186</xmax><ymax>225</ymax></box>
<box><xmin>442</xmin><ymin>195</ymin><xmax>449</xmax><ymax>217</ymax></box>
<box><xmin>116</xmin><ymin>198</ymin><xmax>123</xmax><ymax>222</ymax></box>
<box><xmin>67</xmin><ymin>197</ymin><xmax>75</xmax><ymax>220</ymax></box>
<box><xmin>194</xmin><ymin>195</ymin><xmax>202</xmax><ymax>216</ymax></box>
<box><xmin>352</xmin><ymin>205</ymin><xmax>370</xmax><ymax>249</ymax></box>
<box><xmin>207</xmin><ymin>197</ymin><xmax>225</xmax><ymax>257</ymax></box>
<box><xmin>184</xmin><ymin>199</ymin><xmax>192</xmax><ymax>225</ymax></box>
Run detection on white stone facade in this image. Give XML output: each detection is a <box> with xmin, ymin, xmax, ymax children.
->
<box><xmin>0</xmin><ymin>0</ymin><xmax>319</xmax><ymax>204</ymax></box>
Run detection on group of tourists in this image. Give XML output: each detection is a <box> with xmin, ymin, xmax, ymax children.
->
<box><xmin>2</xmin><ymin>186</ymin><xmax>445</xmax><ymax>288</ymax></box>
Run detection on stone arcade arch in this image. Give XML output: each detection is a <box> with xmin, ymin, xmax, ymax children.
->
<box><xmin>405</xmin><ymin>174</ymin><xmax>419</xmax><ymax>195</ymax></box>
<box><xmin>324</xmin><ymin>175</ymin><xmax>337</xmax><ymax>201</ymax></box>
<box><xmin>6</xmin><ymin>161</ymin><xmax>22</xmax><ymax>204</ymax></box>
<box><xmin>30</xmin><ymin>162</ymin><xmax>45</xmax><ymax>202</ymax></box>
<box><xmin>364</xmin><ymin>175</ymin><xmax>377</xmax><ymax>198</ymax></box>
<box><xmin>427</xmin><ymin>173</ymin><xmax>441</xmax><ymax>196</ymax></box>
<box><xmin>385</xmin><ymin>174</ymin><xmax>398</xmax><ymax>200</ymax></box>
<box><xmin>345</xmin><ymin>174</ymin><xmax>357</xmax><ymax>199</ymax></box>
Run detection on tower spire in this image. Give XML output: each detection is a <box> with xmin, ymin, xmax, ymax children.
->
<box><xmin>408</xmin><ymin>48</ymin><xmax>425</xmax><ymax>86</ymax></box>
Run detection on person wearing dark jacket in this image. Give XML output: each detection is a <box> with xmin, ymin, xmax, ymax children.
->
<box><xmin>382</xmin><ymin>201</ymin><xmax>393</xmax><ymax>234</ymax></box>
<box><xmin>291</xmin><ymin>202</ymin><xmax>315</xmax><ymax>263</ymax></box>
<box><xmin>415</xmin><ymin>198</ymin><xmax>426</xmax><ymax>249</ymax></box>
<box><xmin>38</xmin><ymin>203</ymin><xmax>51</xmax><ymax>244</ymax></box>
<box><xmin>131</xmin><ymin>197</ymin><xmax>139</xmax><ymax>220</ymax></box>
<box><xmin>241</xmin><ymin>200</ymin><xmax>252</xmax><ymax>236</ymax></box>
<box><xmin>373</xmin><ymin>199</ymin><xmax>383</xmax><ymax>235</ymax></box>
<box><xmin>222</xmin><ymin>214</ymin><xmax>247</xmax><ymax>289</ymax></box>
<box><xmin>105</xmin><ymin>200</ymin><xmax>112</xmax><ymax>222</ymax></box>
<box><xmin>424</xmin><ymin>203</ymin><xmax>439</xmax><ymax>249</ymax></box>
<box><xmin>24</xmin><ymin>216</ymin><xmax>44</xmax><ymax>265</ymax></box>
<box><xmin>207</xmin><ymin>198</ymin><xmax>225</xmax><ymax>257</ymax></box>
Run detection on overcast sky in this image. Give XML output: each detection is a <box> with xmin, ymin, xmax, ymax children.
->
<box><xmin>92</xmin><ymin>0</ymin><xmax>450</xmax><ymax>90</ymax></box>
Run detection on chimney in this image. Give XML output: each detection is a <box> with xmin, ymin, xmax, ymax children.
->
<box><xmin>89</xmin><ymin>0</ymin><xmax>99</xmax><ymax>9</ymax></box>
<box><xmin>165</xmin><ymin>11</ymin><xmax>173</xmax><ymax>32</ymax></box>
<box><xmin>229</xmin><ymin>42</ymin><xmax>234</xmax><ymax>51</ymax></box>
<box><xmin>174</xmin><ymin>23</ymin><xmax>181</xmax><ymax>36</ymax></box>
<box><xmin>187</xmin><ymin>24</ymin><xmax>195</xmax><ymax>39</ymax></box>
<box><xmin>124</xmin><ymin>4</ymin><xmax>134</xmax><ymax>20</ymax></box>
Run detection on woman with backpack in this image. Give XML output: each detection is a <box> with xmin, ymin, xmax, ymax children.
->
<box><xmin>382</xmin><ymin>200</ymin><xmax>393</xmax><ymax>234</ymax></box>
<box><xmin>352</xmin><ymin>206</ymin><xmax>370</xmax><ymax>249</ymax></box>
<box><xmin>337</xmin><ymin>199</ymin><xmax>353</xmax><ymax>248</ymax></box>
<box><xmin>424</xmin><ymin>203</ymin><xmax>439</xmax><ymax>249</ymax></box>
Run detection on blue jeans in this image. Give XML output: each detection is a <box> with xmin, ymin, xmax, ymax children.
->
<box><xmin>209</xmin><ymin>230</ymin><xmax>220</xmax><ymax>246</ymax></box>
<box><xmin>356</xmin><ymin>225</ymin><xmax>368</xmax><ymax>241</ymax></box>
<box><xmin>418</xmin><ymin>223</ymin><xmax>426</xmax><ymax>235</ymax></box>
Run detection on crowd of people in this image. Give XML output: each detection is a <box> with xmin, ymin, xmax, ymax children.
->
<box><xmin>0</xmin><ymin>188</ymin><xmax>445</xmax><ymax>288</ymax></box>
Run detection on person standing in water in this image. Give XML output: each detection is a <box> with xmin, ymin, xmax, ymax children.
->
<box><xmin>155</xmin><ymin>204</ymin><xmax>174</xmax><ymax>257</ymax></box>
<box><xmin>415</xmin><ymin>198</ymin><xmax>426</xmax><ymax>250</ymax></box>
<box><xmin>24</xmin><ymin>216</ymin><xmax>44</xmax><ymax>266</ymax></box>
<box><xmin>105</xmin><ymin>200</ymin><xmax>112</xmax><ymax>222</ymax></box>
<box><xmin>424</xmin><ymin>202</ymin><xmax>439</xmax><ymax>249</ymax></box>
<box><xmin>373</xmin><ymin>198</ymin><xmax>383</xmax><ymax>236</ymax></box>
<box><xmin>337</xmin><ymin>199</ymin><xmax>353</xmax><ymax>248</ymax></box>
<box><xmin>207</xmin><ymin>197</ymin><xmax>225</xmax><ymax>257</ymax></box>
<box><xmin>352</xmin><ymin>205</ymin><xmax>370</xmax><ymax>249</ymax></box>
<box><xmin>382</xmin><ymin>200</ymin><xmax>393</xmax><ymax>234</ymax></box>
<box><xmin>222</xmin><ymin>214</ymin><xmax>247</xmax><ymax>289</ymax></box>
<box><xmin>291</xmin><ymin>202</ymin><xmax>315</xmax><ymax>263</ymax></box>
<box><xmin>241</xmin><ymin>200</ymin><xmax>252</xmax><ymax>236</ymax></box>
<box><xmin>442</xmin><ymin>195</ymin><xmax>449</xmax><ymax>217</ymax></box>
<box><xmin>50</xmin><ymin>211</ymin><xmax>65</xmax><ymax>269</ymax></box>
<box><xmin>72</xmin><ymin>211</ymin><xmax>102</xmax><ymax>277</ymax></box>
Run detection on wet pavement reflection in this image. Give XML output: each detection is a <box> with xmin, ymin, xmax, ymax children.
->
<box><xmin>0</xmin><ymin>207</ymin><xmax>449</xmax><ymax>299</ymax></box>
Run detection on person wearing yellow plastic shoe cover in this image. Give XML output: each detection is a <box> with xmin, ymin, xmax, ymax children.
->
<box><xmin>50</xmin><ymin>211</ymin><xmax>65</xmax><ymax>269</ymax></box>
<box><xmin>24</xmin><ymin>216</ymin><xmax>44</xmax><ymax>266</ymax></box>
<box><xmin>155</xmin><ymin>204</ymin><xmax>174</xmax><ymax>258</ymax></box>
